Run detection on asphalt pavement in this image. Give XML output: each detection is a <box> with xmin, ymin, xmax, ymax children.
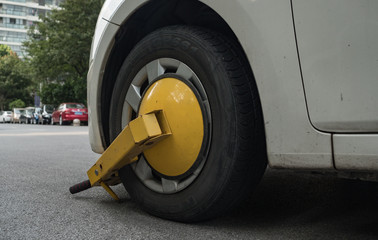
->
<box><xmin>0</xmin><ymin>124</ymin><xmax>377</xmax><ymax>239</ymax></box>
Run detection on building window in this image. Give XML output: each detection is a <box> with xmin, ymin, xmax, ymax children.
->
<box><xmin>10</xmin><ymin>18</ymin><xmax>16</xmax><ymax>24</ymax></box>
<box><xmin>29</xmin><ymin>8</ymin><xmax>37</xmax><ymax>16</ymax></box>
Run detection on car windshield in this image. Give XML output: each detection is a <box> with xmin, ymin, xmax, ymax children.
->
<box><xmin>14</xmin><ymin>110</ymin><xmax>20</xmax><ymax>114</ymax></box>
<box><xmin>6</xmin><ymin>111</ymin><xmax>11</xmax><ymax>114</ymax></box>
<box><xmin>26</xmin><ymin>109</ymin><xmax>34</xmax><ymax>114</ymax></box>
<box><xmin>66</xmin><ymin>104</ymin><xmax>85</xmax><ymax>109</ymax></box>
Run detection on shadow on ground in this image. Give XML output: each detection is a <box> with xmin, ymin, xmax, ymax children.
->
<box><xmin>205</xmin><ymin>168</ymin><xmax>378</xmax><ymax>238</ymax></box>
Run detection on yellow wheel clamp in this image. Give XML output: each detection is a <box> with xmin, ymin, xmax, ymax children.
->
<box><xmin>69</xmin><ymin>110</ymin><xmax>172</xmax><ymax>200</ymax></box>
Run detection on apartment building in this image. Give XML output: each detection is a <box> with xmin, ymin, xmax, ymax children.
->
<box><xmin>0</xmin><ymin>0</ymin><xmax>61</xmax><ymax>57</ymax></box>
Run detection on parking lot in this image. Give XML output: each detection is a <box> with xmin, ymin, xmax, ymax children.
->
<box><xmin>0</xmin><ymin>124</ymin><xmax>377</xmax><ymax>239</ymax></box>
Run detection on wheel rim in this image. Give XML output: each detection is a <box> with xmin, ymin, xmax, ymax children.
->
<box><xmin>59</xmin><ymin>116</ymin><xmax>62</xmax><ymax>125</ymax></box>
<box><xmin>121</xmin><ymin>58</ymin><xmax>211</xmax><ymax>194</ymax></box>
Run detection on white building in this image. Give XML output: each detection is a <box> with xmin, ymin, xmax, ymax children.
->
<box><xmin>0</xmin><ymin>0</ymin><xmax>61</xmax><ymax>57</ymax></box>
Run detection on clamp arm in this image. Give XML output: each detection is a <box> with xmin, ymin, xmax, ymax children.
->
<box><xmin>69</xmin><ymin>110</ymin><xmax>171</xmax><ymax>200</ymax></box>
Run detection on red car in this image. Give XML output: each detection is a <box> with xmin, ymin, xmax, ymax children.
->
<box><xmin>51</xmin><ymin>103</ymin><xmax>88</xmax><ymax>125</ymax></box>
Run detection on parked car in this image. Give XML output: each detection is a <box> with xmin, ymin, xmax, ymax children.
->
<box><xmin>24</xmin><ymin>107</ymin><xmax>35</xmax><ymax>124</ymax></box>
<box><xmin>38</xmin><ymin>104</ymin><xmax>54</xmax><ymax>124</ymax></box>
<box><xmin>87</xmin><ymin>1</ymin><xmax>378</xmax><ymax>222</ymax></box>
<box><xmin>32</xmin><ymin>107</ymin><xmax>41</xmax><ymax>124</ymax></box>
<box><xmin>1</xmin><ymin>111</ymin><xmax>13</xmax><ymax>123</ymax></box>
<box><xmin>12</xmin><ymin>108</ymin><xmax>25</xmax><ymax>124</ymax></box>
<box><xmin>51</xmin><ymin>103</ymin><xmax>88</xmax><ymax>125</ymax></box>
<box><xmin>19</xmin><ymin>109</ymin><xmax>28</xmax><ymax>124</ymax></box>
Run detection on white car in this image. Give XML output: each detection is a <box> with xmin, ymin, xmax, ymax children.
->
<box><xmin>0</xmin><ymin>111</ymin><xmax>12</xmax><ymax>123</ymax></box>
<box><xmin>87</xmin><ymin>0</ymin><xmax>378</xmax><ymax>222</ymax></box>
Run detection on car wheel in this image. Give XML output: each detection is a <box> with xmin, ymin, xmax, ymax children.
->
<box><xmin>59</xmin><ymin>116</ymin><xmax>64</xmax><ymax>126</ymax></box>
<box><xmin>109</xmin><ymin>26</ymin><xmax>267</xmax><ymax>222</ymax></box>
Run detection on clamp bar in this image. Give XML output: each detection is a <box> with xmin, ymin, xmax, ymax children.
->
<box><xmin>69</xmin><ymin>110</ymin><xmax>171</xmax><ymax>200</ymax></box>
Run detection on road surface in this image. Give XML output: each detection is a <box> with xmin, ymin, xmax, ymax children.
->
<box><xmin>0</xmin><ymin>124</ymin><xmax>377</xmax><ymax>239</ymax></box>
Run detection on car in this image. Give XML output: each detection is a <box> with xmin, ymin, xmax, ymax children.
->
<box><xmin>0</xmin><ymin>111</ymin><xmax>12</xmax><ymax>123</ymax></box>
<box><xmin>38</xmin><ymin>104</ymin><xmax>54</xmax><ymax>124</ymax></box>
<box><xmin>87</xmin><ymin>1</ymin><xmax>378</xmax><ymax>222</ymax></box>
<box><xmin>19</xmin><ymin>109</ymin><xmax>28</xmax><ymax>124</ymax></box>
<box><xmin>31</xmin><ymin>107</ymin><xmax>41</xmax><ymax>124</ymax></box>
<box><xmin>1</xmin><ymin>111</ymin><xmax>13</xmax><ymax>123</ymax></box>
<box><xmin>12</xmin><ymin>108</ymin><xmax>25</xmax><ymax>124</ymax></box>
<box><xmin>51</xmin><ymin>103</ymin><xmax>88</xmax><ymax>125</ymax></box>
<box><xmin>24</xmin><ymin>107</ymin><xmax>35</xmax><ymax>124</ymax></box>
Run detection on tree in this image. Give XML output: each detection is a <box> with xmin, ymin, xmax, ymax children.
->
<box><xmin>0</xmin><ymin>54</ymin><xmax>33</xmax><ymax>110</ymax></box>
<box><xmin>9</xmin><ymin>99</ymin><xmax>25</xmax><ymax>109</ymax></box>
<box><xmin>0</xmin><ymin>44</ymin><xmax>13</xmax><ymax>58</ymax></box>
<box><xmin>24</xmin><ymin>0</ymin><xmax>104</xmax><ymax>106</ymax></box>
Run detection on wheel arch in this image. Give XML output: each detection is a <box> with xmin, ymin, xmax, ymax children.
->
<box><xmin>96</xmin><ymin>0</ymin><xmax>333</xmax><ymax>171</ymax></box>
<box><xmin>100</xmin><ymin>0</ymin><xmax>260</xmax><ymax>147</ymax></box>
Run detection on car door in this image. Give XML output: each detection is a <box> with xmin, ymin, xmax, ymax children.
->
<box><xmin>292</xmin><ymin>0</ymin><xmax>378</xmax><ymax>171</ymax></box>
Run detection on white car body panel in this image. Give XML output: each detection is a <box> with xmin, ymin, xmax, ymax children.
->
<box><xmin>88</xmin><ymin>0</ymin><xmax>378</xmax><ymax>171</ymax></box>
<box><xmin>88</xmin><ymin>18</ymin><xmax>119</xmax><ymax>153</ymax></box>
<box><xmin>199</xmin><ymin>0</ymin><xmax>332</xmax><ymax>168</ymax></box>
<box><xmin>292</xmin><ymin>0</ymin><xmax>378</xmax><ymax>133</ymax></box>
<box><xmin>334</xmin><ymin>135</ymin><xmax>378</xmax><ymax>171</ymax></box>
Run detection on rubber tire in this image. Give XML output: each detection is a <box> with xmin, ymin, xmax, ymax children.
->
<box><xmin>59</xmin><ymin>116</ymin><xmax>64</xmax><ymax>126</ymax></box>
<box><xmin>109</xmin><ymin>26</ymin><xmax>267</xmax><ymax>222</ymax></box>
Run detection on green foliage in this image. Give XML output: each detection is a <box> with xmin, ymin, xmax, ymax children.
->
<box><xmin>0</xmin><ymin>54</ymin><xmax>33</xmax><ymax>110</ymax></box>
<box><xmin>38</xmin><ymin>77</ymin><xmax>86</xmax><ymax>106</ymax></box>
<box><xmin>24</xmin><ymin>0</ymin><xmax>104</xmax><ymax>105</ymax></box>
<box><xmin>0</xmin><ymin>44</ymin><xmax>13</xmax><ymax>57</ymax></box>
<box><xmin>9</xmin><ymin>99</ymin><xmax>26</xmax><ymax>109</ymax></box>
